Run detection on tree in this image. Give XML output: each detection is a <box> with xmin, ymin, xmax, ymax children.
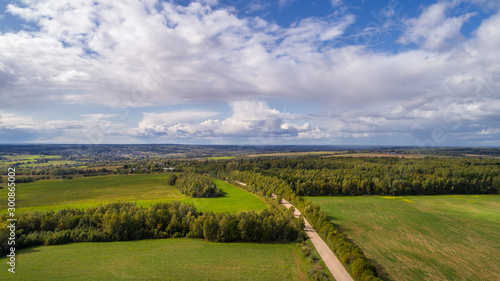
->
<box><xmin>203</xmin><ymin>214</ymin><xmax>219</xmax><ymax>241</ymax></box>
<box><xmin>168</xmin><ymin>174</ymin><xmax>178</xmax><ymax>186</ymax></box>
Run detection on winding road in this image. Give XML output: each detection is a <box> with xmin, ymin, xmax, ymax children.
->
<box><xmin>233</xmin><ymin>181</ymin><xmax>353</xmax><ymax>281</ymax></box>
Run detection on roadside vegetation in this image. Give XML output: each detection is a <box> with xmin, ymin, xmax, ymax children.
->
<box><xmin>232</xmin><ymin>172</ymin><xmax>382</xmax><ymax>281</ymax></box>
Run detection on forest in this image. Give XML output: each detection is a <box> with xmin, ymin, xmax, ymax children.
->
<box><xmin>178</xmin><ymin>157</ymin><xmax>500</xmax><ymax>196</ymax></box>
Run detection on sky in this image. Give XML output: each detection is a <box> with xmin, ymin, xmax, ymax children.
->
<box><xmin>0</xmin><ymin>0</ymin><xmax>499</xmax><ymax>147</ymax></box>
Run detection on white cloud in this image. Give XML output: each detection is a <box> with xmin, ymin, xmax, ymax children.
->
<box><xmin>0</xmin><ymin>113</ymin><xmax>38</xmax><ymax>130</ymax></box>
<box><xmin>278</xmin><ymin>0</ymin><xmax>296</xmax><ymax>8</ymax></box>
<box><xmin>0</xmin><ymin>0</ymin><xmax>356</xmax><ymax>108</ymax></box>
<box><xmin>398</xmin><ymin>2</ymin><xmax>476</xmax><ymax>50</ymax></box>
<box><xmin>0</xmin><ymin>111</ymin><xmax>126</xmax><ymax>143</ymax></box>
<box><xmin>133</xmin><ymin>101</ymin><xmax>328</xmax><ymax>140</ymax></box>
<box><xmin>478</xmin><ymin>128</ymin><xmax>500</xmax><ymax>135</ymax></box>
<box><xmin>138</xmin><ymin>111</ymin><xmax>219</xmax><ymax>130</ymax></box>
<box><xmin>330</xmin><ymin>0</ymin><xmax>343</xmax><ymax>8</ymax></box>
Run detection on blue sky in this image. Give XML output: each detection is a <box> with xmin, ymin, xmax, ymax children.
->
<box><xmin>0</xmin><ymin>0</ymin><xmax>499</xmax><ymax>146</ymax></box>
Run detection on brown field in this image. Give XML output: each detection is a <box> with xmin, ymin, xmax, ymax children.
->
<box><xmin>247</xmin><ymin>151</ymin><xmax>347</xmax><ymax>157</ymax></box>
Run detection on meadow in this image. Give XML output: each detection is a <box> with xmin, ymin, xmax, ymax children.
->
<box><xmin>0</xmin><ymin>174</ymin><xmax>266</xmax><ymax>213</ymax></box>
<box><xmin>306</xmin><ymin>195</ymin><xmax>500</xmax><ymax>281</ymax></box>
<box><xmin>0</xmin><ymin>238</ymin><xmax>309</xmax><ymax>280</ymax></box>
<box><xmin>0</xmin><ymin>155</ymin><xmax>63</xmax><ymax>166</ymax></box>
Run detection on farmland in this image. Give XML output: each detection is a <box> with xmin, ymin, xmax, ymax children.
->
<box><xmin>306</xmin><ymin>195</ymin><xmax>500</xmax><ymax>281</ymax></box>
<box><xmin>0</xmin><ymin>239</ymin><xmax>309</xmax><ymax>280</ymax></box>
<box><xmin>0</xmin><ymin>174</ymin><xmax>266</xmax><ymax>213</ymax></box>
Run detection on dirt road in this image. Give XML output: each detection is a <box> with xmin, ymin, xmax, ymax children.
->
<box><xmin>276</xmin><ymin>196</ymin><xmax>354</xmax><ymax>281</ymax></box>
<box><xmin>233</xmin><ymin>180</ymin><xmax>353</xmax><ymax>281</ymax></box>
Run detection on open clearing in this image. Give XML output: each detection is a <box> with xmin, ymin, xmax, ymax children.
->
<box><xmin>0</xmin><ymin>174</ymin><xmax>266</xmax><ymax>213</ymax></box>
<box><xmin>306</xmin><ymin>195</ymin><xmax>500</xmax><ymax>281</ymax></box>
<box><xmin>0</xmin><ymin>238</ymin><xmax>308</xmax><ymax>280</ymax></box>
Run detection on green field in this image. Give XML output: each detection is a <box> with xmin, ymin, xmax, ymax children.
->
<box><xmin>306</xmin><ymin>195</ymin><xmax>500</xmax><ymax>281</ymax></box>
<box><xmin>205</xmin><ymin>156</ymin><xmax>236</xmax><ymax>160</ymax></box>
<box><xmin>0</xmin><ymin>155</ymin><xmax>63</xmax><ymax>166</ymax></box>
<box><xmin>0</xmin><ymin>174</ymin><xmax>266</xmax><ymax>213</ymax></box>
<box><xmin>0</xmin><ymin>239</ymin><xmax>309</xmax><ymax>280</ymax></box>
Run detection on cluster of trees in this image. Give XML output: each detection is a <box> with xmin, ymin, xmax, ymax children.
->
<box><xmin>174</xmin><ymin>173</ymin><xmax>222</xmax><ymax>198</ymax></box>
<box><xmin>0</xmin><ymin>201</ymin><xmax>304</xmax><ymax>256</ymax></box>
<box><xmin>231</xmin><ymin>171</ymin><xmax>382</xmax><ymax>281</ymax></box>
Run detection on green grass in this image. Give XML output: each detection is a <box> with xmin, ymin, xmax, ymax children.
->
<box><xmin>0</xmin><ymin>239</ymin><xmax>309</xmax><ymax>280</ymax></box>
<box><xmin>185</xmin><ymin>180</ymin><xmax>267</xmax><ymax>213</ymax></box>
<box><xmin>306</xmin><ymin>195</ymin><xmax>500</xmax><ymax>281</ymax></box>
<box><xmin>0</xmin><ymin>155</ymin><xmax>67</xmax><ymax>167</ymax></box>
<box><xmin>0</xmin><ymin>175</ymin><xmax>266</xmax><ymax>213</ymax></box>
<box><xmin>205</xmin><ymin>156</ymin><xmax>236</xmax><ymax>160</ymax></box>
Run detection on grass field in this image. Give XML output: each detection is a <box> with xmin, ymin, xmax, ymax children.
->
<box><xmin>0</xmin><ymin>239</ymin><xmax>309</xmax><ymax>280</ymax></box>
<box><xmin>0</xmin><ymin>155</ymin><xmax>63</xmax><ymax>166</ymax></box>
<box><xmin>0</xmin><ymin>174</ymin><xmax>266</xmax><ymax>213</ymax></box>
<box><xmin>205</xmin><ymin>156</ymin><xmax>236</xmax><ymax>160</ymax></box>
<box><xmin>306</xmin><ymin>195</ymin><xmax>500</xmax><ymax>281</ymax></box>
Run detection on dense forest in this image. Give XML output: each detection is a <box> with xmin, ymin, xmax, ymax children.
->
<box><xmin>177</xmin><ymin>157</ymin><xmax>500</xmax><ymax>196</ymax></box>
<box><xmin>0</xmin><ymin>202</ymin><xmax>304</xmax><ymax>256</ymax></box>
<box><xmin>174</xmin><ymin>173</ymin><xmax>222</xmax><ymax>198</ymax></box>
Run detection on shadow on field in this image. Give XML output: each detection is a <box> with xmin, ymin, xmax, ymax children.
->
<box><xmin>17</xmin><ymin>247</ymin><xmax>42</xmax><ymax>255</ymax></box>
<box><xmin>368</xmin><ymin>257</ymin><xmax>394</xmax><ymax>281</ymax></box>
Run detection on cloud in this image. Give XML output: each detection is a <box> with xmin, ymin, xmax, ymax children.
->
<box><xmin>138</xmin><ymin>110</ymin><xmax>219</xmax><ymax>130</ymax></box>
<box><xmin>278</xmin><ymin>0</ymin><xmax>296</xmax><ymax>8</ymax></box>
<box><xmin>398</xmin><ymin>2</ymin><xmax>477</xmax><ymax>50</ymax></box>
<box><xmin>0</xmin><ymin>111</ymin><xmax>125</xmax><ymax>143</ymax></box>
<box><xmin>0</xmin><ymin>112</ymin><xmax>38</xmax><ymax>130</ymax></box>
<box><xmin>133</xmin><ymin>101</ymin><xmax>329</xmax><ymax>141</ymax></box>
<box><xmin>0</xmin><ymin>0</ymin><xmax>356</xmax><ymax>108</ymax></box>
<box><xmin>330</xmin><ymin>0</ymin><xmax>343</xmax><ymax>8</ymax></box>
<box><xmin>0</xmin><ymin>0</ymin><xmax>499</xmax><ymax>145</ymax></box>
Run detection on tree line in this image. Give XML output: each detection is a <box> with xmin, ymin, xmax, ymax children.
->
<box><xmin>0</xmin><ymin>201</ymin><xmax>305</xmax><ymax>256</ymax></box>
